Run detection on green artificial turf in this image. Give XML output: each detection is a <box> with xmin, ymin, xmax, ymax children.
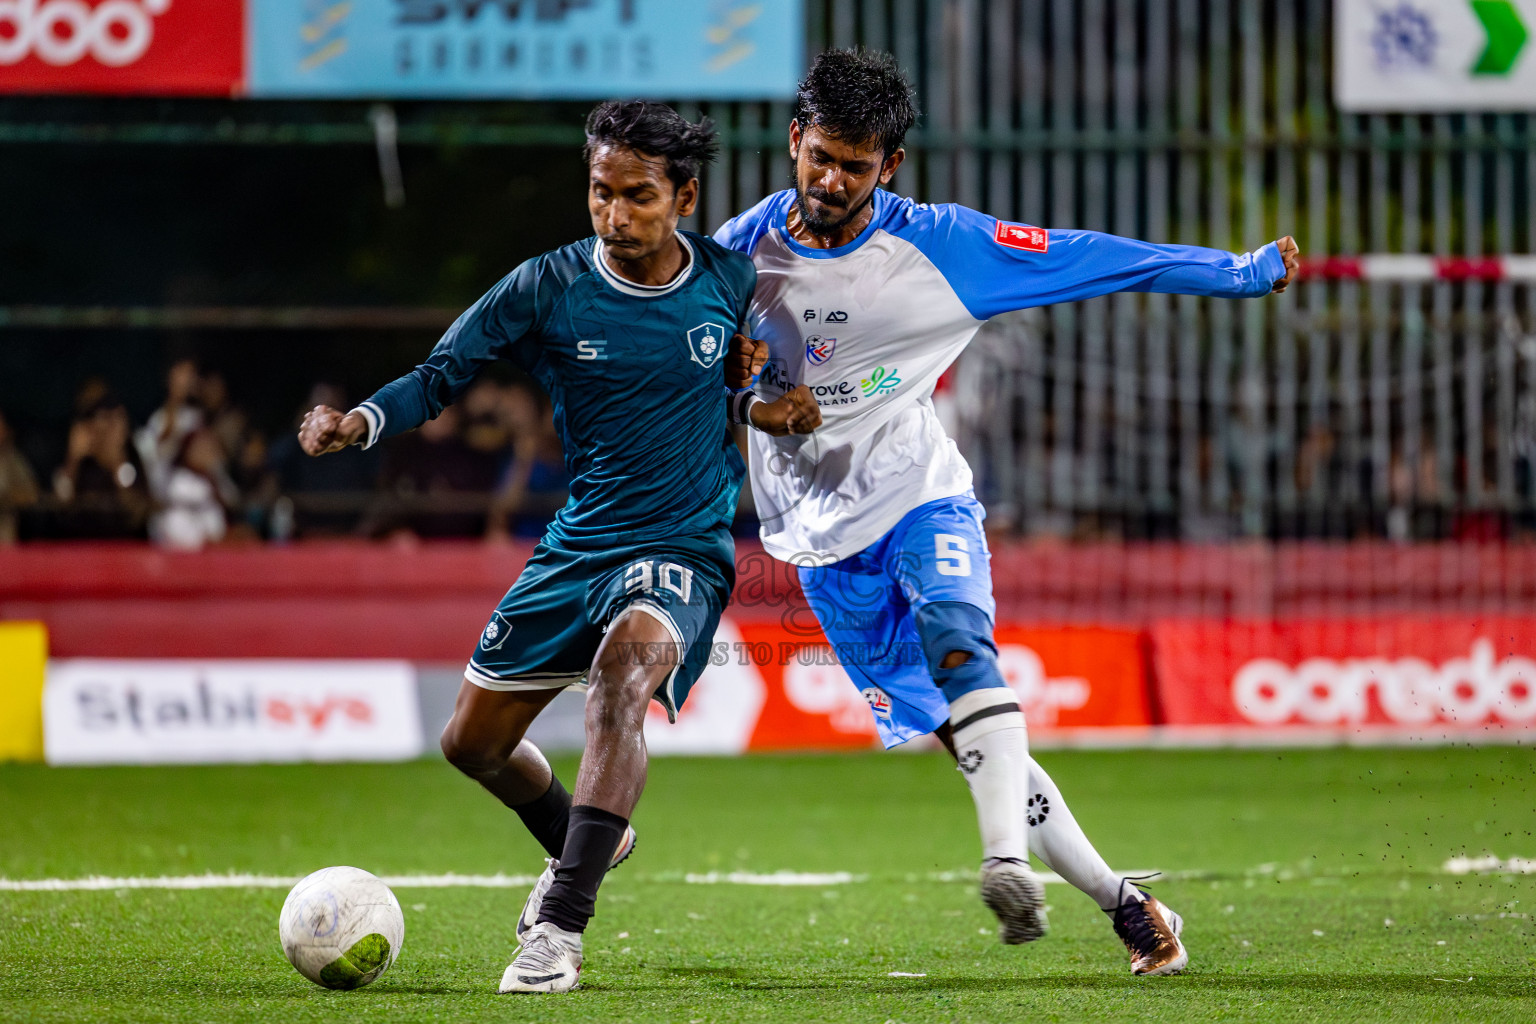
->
<box><xmin>1</xmin><ymin>748</ymin><xmax>1533</xmax><ymax>1022</ymax></box>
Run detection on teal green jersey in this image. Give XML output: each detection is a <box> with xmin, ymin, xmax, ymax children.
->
<box><xmin>357</xmin><ymin>231</ymin><xmax>754</xmax><ymax>549</ymax></box>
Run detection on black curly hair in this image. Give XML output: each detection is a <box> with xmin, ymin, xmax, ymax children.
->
<box><xmin>583</xmin><ymin>100</ymin><xmax>720</xmax><ymax>193</ymax></box>
<box><xmin>793</xmin><ymin>48</ymin><xmax>919</xmax><ymax>158</ymax></box>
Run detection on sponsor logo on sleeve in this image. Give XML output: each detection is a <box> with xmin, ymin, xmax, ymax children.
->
<box><xmin>994</xmin><ymin>221</ymin><xmax>1049</xmax><ymax>253</ymax></box>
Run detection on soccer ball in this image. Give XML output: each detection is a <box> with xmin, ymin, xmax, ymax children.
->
<box><xmin>278</xmin><ymin>866</ymin><xmax>404</xmax><ymax>990</ymax></box>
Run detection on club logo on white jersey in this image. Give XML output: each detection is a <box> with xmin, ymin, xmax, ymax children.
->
<box><xmin>686</xmin><ymin>322</ymin><xmax>726</xmax><ymax>369</ymax></box>
<box><xmin>805</xmin><ymin>335</ymin><xmax>836</xmax><ymax>365</ymax></box>
<box><xmin>0</xmin><ymin>0</ymin><xmax>170</xmax><ymax>67</ymax></box>
<box><xmin>480</xmin><ymin>612</ymin><xmax>513</xmax><ymax>651</ymax></box>
<box><xmin>994</xmin><ymin>221</ymin><xmax>1049</xmax><ymax>253</ymax></box>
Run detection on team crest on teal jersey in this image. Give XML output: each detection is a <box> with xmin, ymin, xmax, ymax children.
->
<box><xmin>687</xmin><ymin>322</ymin><xmax>726</xmax><ymax>368</ymax></box>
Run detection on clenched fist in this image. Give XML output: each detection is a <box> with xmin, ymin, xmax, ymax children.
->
<box><xmin>298</xmin><ymin>405</ymin><xmax>367</xmax><ymax>456</ymax></box>
<box><xmin>1272</xmin><ymin>235</ymin><xmax>1300</xmax><ymax>293</ymax></box>
<box><xmin>749</xmin><ymin>385</ymin><xmax>821</xmax><ymax>436</ymax></box>
<box><xmin>726</xmin><ymin>332</ymin><xmax>769</xmax><ymax>390</ymax></box>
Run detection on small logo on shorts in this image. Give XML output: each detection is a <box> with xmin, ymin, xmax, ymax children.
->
<box><xmin>862</xmin><ymin>686</ymin><xmax>893</xmax><ymax>720</ymax></box>
<box><xmin>958</xmin><ymin>749</ymin><xmax>985</xmax><ymax>775</ymax></box>
<box><xmin>480</xmin><ymin>612</ymin><xmax>513</xmax><ymax>652</ymax></box>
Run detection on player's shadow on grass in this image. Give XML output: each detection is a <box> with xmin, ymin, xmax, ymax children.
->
<box><xmin>656</xmin><ymin>966</ymin><xmax>1534</xmax><ymax>999</ymax></box>
<box><xmin>1014</xmin><ymin>973</ymin><xmax>1533</xmax><ymax>998</ymax></box>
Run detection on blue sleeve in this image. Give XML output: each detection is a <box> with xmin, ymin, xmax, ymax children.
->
<box><xmin>357</xmin><ymin>260</ymin><xmax>543</xmax><ymax>445</ymax></box>
<box><xmin>898</xmin><ymin>204</ymin><xmax>1287</xmax><ymax>322</ymax></box>
<box><xmin>712</xmin><ymin>191</ymin><xmax>786</xmax><ymax>258</ymax></box>
<box><xmin>729</xmin><ymin>254</ymin><xmax>757</xmax><ymax>331</ymax></box>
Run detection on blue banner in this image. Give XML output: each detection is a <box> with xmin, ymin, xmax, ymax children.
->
<box><xmin>249</xmin><ymin>1</ymin><xmax>803</xmax><ymax>99</ymax></box>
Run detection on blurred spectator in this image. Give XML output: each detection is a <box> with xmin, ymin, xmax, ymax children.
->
<box><xmin>150</xmin><ymin>428</ymin><xmax>236</xmax><ymax>550</ymax></box>
<box><xmin>266</xmin><ymin>383</ymin><xmax>381</xmax><ymax>537</ymax></box>
<box><xmin>0</xmin><ymin>408</ymin><xmax>40</xmax><ymax>545</ymax></box>
<box><xmin>135</xmin><ymin>358</ymin><xmax>203</xmax><ymax>501</ymax></box>
<box><xmin>486</xmin><ymin>381</ymin><xmax>568</xmax><ymax>541</ymax></box>
<box><xmin>366</xmin><ymin>405</ymin><xmax>490</xmax><ymax>537</ymax></box>
<box><xmin>459</xmin><ymin>378</ymin><xmax>515</xmax><ymax>490</ymax></box>
<box><xmin>52</xmin><ymin>398</ymin><xmax>150</xmax><ymax>539</ymax></box>
<box><xmin>198</xmin><ymin>370</ymin><xmax>251</xmax><ymax>465</ymax></box>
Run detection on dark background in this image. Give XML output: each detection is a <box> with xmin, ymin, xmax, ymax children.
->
<box><xmin>1</xmin><ymin>98</ymin><xmax>600</xmax><ymax>474</ymax></box>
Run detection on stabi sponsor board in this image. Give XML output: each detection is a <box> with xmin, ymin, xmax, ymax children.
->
<box><xmin>43</xmin><ymin>660</ymin><xmax>423</xmax><ymax>764</ymax></box>
<box><xmin>0</xmin><ymin>0</ymin><xmax>802</xmax><ymax>97</ymax></box>
<box><xmin>1153</xmin><ymin>617</ymin><xmax>1536</xmax><ymax>733</ymax></box>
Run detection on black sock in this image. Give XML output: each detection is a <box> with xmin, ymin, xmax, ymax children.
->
<box><xmin>512</xmin><ymin>775</ymin><xmax>571</xmax><ymax>860</ymax></box>
<box><xmin>536</xmin><ymin>804</ymin><xmax>628</xmax><ymax>934</ymax></box>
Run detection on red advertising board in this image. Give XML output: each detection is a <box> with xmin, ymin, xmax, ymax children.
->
<box><xmin>1153</xmin><ymin>617</ymin><xmax>1536</xmax><ymax>732</ymax></box>
<box><xmin>743</xmin><ymin>622</ymin><xmax>1151</xmax><ymax>751</ymax></box>
<box><xmin>0</xmin><ymin>0</ymin><xmax>244</xmax><ymax>96</ymax></box>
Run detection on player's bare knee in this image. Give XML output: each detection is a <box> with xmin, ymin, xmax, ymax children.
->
<box><xmin>439</xmin><ymin>717</ymin><xmax>510</xmax><ymax>776</ymax></box>
<box><xmin>940</xmin><ymin>649</ymin><xmax>971</xmax><ymax>670</ymax></box>
<box><xmin>584</xmin><ymin>667</ymin><xmax>653</xmax><ymax>737</ymax></box>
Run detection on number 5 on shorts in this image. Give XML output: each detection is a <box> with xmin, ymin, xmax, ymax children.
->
<box><xmin>934</xmin><ymin>533</ymin><xmax>971</xmax><ymax>576</ymax></box>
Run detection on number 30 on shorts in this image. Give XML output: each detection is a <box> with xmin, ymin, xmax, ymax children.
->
<box><xmin>934</xmin><ymin>534</ymin><xmax>972</xmax><ymax>576</ymax></box>
<box><xmin>623</xmin><ymin>560</ymin><xmax>695</xmax><ymax>602</ymax></box>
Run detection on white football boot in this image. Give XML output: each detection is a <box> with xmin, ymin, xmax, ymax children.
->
<box><xmin>498</xmin><ymin>921</ymin><xmax>583</xmax><ymax>993</ymax></box>
<box><xmin>516</xmin><ymin>824</ymin><xmax>636</xmax><ymax>941</ymax></box>
<box><xmin>979</xmin><ymin>857</ymin><xmax>1049</xmax><ymax>944</ymax></box>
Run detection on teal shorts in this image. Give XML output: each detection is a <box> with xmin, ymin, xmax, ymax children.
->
<box><xmin>465</xmin><ymin>528</ymin><xmax>733</xmax><ymax>721</ymax></box>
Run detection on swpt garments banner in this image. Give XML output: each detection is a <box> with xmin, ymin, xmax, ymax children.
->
<box><xmin>248</xmin><ymin>0</ymin><xmax>803</xmax><ymax>99</ymax></box>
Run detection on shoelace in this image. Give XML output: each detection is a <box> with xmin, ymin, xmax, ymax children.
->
<box><xmin>517</xmin><ymin>930</ymin><xmax>571</xmax><ymax>974</ymax></box>
<box><xmin>1106</xmin><ymin>876</ymin><xmax>1165</xmax><ymax>954</ymax></box>
<box><xmin>1111</xmin><ymin>899</ymin><xmax>1162</xmax><ymax>955</ymax></box>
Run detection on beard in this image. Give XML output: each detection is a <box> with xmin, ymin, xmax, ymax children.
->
<box><xmin>793</xmin><ymin>179</ymin><xmax>876</xmax><ymax>238</ymax></box>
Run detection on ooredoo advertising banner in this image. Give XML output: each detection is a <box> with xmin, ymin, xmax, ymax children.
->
<box><xmin>1153</xmin><ymin>617</ymin><xmax>1536</xmax><ymax>734</ymax></box>
<box><xmin>43</xmin><ymin>659</ymin><xmax>423</xmax><ymax>764</ymax></box>
<box><xmin>0</xmin><ymin>0</ymin><xmax>244</xmax><ymax>95</ymax></box>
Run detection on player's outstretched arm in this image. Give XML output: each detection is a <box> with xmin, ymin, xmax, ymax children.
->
<box><xmin>749</xmin><ymin>386</ymin><xmax>821</xmax><ymax>436</ymax></box>
<box><xmin>298</xmin><ymin>405</ymin><xmax>367</xmax><ymax>456</ymax></box>
<box><xmin>1271</xmin><ymin>235</ymin><xmax>1300</xmax><ymax>293</ymax></box>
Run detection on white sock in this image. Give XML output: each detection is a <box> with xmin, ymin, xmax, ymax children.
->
<box><xmin>948</xmin><ymin>688</ymin><xmax>1029</xmax><ymax>863</ymax></box>
<box><xmin>1023</xmin><ymin>755</ymin><xmax>1129</xmax><ymax>910</ymax></box>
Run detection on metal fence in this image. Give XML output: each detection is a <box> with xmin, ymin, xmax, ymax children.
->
<box><xmin>690</xmin><ymin>0</ymin><xmax>1536</xmax><ymax>541</ymax></box>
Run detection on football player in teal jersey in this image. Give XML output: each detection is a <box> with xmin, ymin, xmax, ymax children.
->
<box><xmin>300</xmin><ymin>100</ymin><xmax>819</xmax><ymax>994</ymax></box>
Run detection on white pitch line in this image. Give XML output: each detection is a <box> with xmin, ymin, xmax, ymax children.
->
<box><xmin>0</xmin><ymin>868</ymin><xmax>1175</xmax><ymax>892</ymax></box>
<box><xmin>684</xmin><ymin>871</ymin><xmax>864</xmax><ymax>886</ymax></box>
<box><xmin>1441</xmin><ymin>855</ymin><xmax>1536</xmax><ymax>876</ymax></box>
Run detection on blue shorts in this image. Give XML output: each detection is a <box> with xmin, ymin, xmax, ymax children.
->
<box><xmin>467</xmin><ymin>528</ymin><xmax>733</xmax><ymax>722</ymax></box>
<box><xmin>797</xmin><ymin>494</ymin><xmax>995</xmax><ymax>748</ymax></box>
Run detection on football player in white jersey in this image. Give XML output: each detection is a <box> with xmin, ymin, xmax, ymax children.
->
<box><xmin>715</xmin><ymin>49</ymin><xmax>1299</xmax><ymax>976</ymax></box>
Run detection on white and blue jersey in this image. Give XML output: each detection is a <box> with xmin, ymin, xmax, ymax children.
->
<box><xmin>715</xmin><ymin>188</ymin><xmax>1286</xmax><ymax>745</ymax></box>
<box><xmin>714</xmin><ymin>187</ymin><xmax>1286</xmax><ymax>563</ymax></box>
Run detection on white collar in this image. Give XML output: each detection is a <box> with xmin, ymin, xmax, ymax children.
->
<box><xmin>591</xmin><ymin>233</ymin><xmax>695</xmax><ymax>298</ymax></box>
